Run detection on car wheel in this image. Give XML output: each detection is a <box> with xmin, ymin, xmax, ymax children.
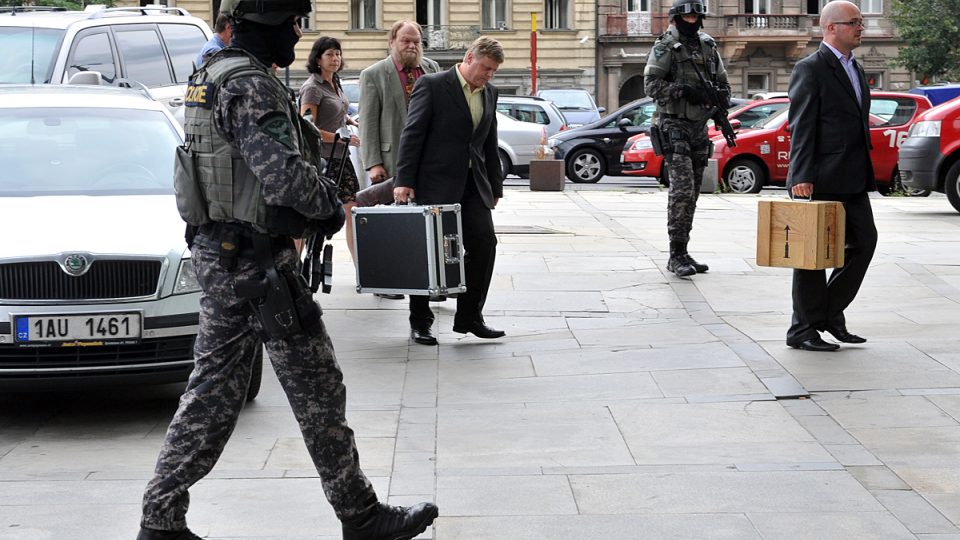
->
<box><xmin>946</xmin><ymin>161</ymin><xmax>960</xmax><ymax>213</ymax></box>
<box><xmin>498</xmin><ymin>149</ymin><xmax>512</xmax><ymax>179</ymax></box>
<box><xmin>246</xmin><ymin>345</ymin><xmax>264</xmax><ymax>402</ymax></box>
<box><xmin>566</xmin><ymin>148</ymin><xmax>605</xmax><ymax>183</ymax></box>
<box><xmin>881</xmin><ymin>169</ymin><xmax>931</xmax><ymax>197</ymax></box>
<box><xmin>723</xmin><ymin>159</ymin><xmax>764</xmax><ymax>194</ymax></box>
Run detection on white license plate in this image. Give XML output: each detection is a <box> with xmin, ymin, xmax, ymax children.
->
<box><xmin>14</xmin><ymin>313</ymin><xmax>142</xmax><ymax>343</ymax></box>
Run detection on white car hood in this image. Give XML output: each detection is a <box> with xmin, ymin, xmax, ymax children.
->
<box><xmin>0</xmin><ymin>195</ymin><xmax>187</xmax><ymax>259</ymax></box>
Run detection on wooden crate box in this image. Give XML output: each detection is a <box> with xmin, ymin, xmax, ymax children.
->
<box><xmin>756</xmin><ymin>199</ymin><xmax>845</xmax><ymax>270</ymax></box>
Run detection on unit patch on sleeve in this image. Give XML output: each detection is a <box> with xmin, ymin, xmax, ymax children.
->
<box><xmin>257</xmin><ymin>111</ymin><xmax>295</xmax><ymax>150</ymax></box>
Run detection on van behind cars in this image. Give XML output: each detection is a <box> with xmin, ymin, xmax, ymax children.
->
<box><xmin>899</xmin><ymin>95</ymin><xmax>960</xmax><ymax>212</ymax></box>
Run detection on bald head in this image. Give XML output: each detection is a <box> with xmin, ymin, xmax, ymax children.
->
<box><xmin>821</xmin><ymin>0</ymin><xmax>862</xmax><ymax>55</ymax></box>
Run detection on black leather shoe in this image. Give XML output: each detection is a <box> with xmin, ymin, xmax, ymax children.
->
<box><xmin>137</xmin><ymin>527</ymin><xmax>202</xmax><ymax>540</ymax></box>
<box><xmin>411</xmin><ymin>326</ymin><xmax>437</xmax><ymax>346</ymax></box>
<box><xmin>374</xmin><ymin>293</ymin><xmax>404</xmax><ymax>300</ymax></box>
<box><xmin>822</xmin><ymin>326</ymin><xmax>867</xmax><ymax>344</ymax></box>
<box><xmin>787</xmin><ymin>335</ymin><xmax>840</xmax><ymax>352</ymax></box>
<box><xmin>452</xmin><ymin>321</ymin><xmax>506</xmax><ymax>339</ymax></box>
<box><xmin>342</xmin><ymin>502</ymin><xmax>439</xmax><ymax>540</ymax></box>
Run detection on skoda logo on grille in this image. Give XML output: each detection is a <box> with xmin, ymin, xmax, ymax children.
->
<box><xmin>61</xmin><ymin>254</ymin><xmax>90</xmax><ymax>276</ymax></box>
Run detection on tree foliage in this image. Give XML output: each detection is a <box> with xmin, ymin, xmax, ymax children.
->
<box><xmin>891</xmin><ymin>0</ymin><xmax>960</xmax><ymax>82</ymax></box>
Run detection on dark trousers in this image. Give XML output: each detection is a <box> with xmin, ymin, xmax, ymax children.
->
<box><xmin>787</xmin><ymin>191</ymin><xmax>877</xmax><ymax>343</ymax></box>
<box><xmin>410</xmin><ymin>175</ymin><xmax>497</xmax><ymax>328</ymax></box>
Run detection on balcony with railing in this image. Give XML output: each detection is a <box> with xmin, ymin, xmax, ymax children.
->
<box><xmin>600</xmin><ymin>11</ymin><xmax>816</xmax><ymax>40</ymax></box>
<box><xmin>723</xmin><ymin>14</ymin><xmax>815</xmax><ymax>37</ymax></box>
<box><xmin>422</xmin><ymin>25</ymin><xmax>481</xmax><ymax>51</ymax></box>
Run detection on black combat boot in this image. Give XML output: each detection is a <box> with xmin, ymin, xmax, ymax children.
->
<box><xmin>667</xmin><ymin>241</ymin><xmax>696</xmax><ymax>277</ymax></box>
<box><xmin>136</xmin><ymin>527</ymin><xmax>202</xmax><ymax>540</ymax></box>
<box><xmin>681</xmin><ymin>253</ymin><xmax>709</xmax><ymax>273</ymax></box>
<box><xmin>342</xmin><ymin>501</ymin><xmax>439</xmax><ymax>540</ymax></box>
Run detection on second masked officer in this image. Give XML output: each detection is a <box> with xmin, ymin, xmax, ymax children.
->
<box><xmin>644</xmin><ymin>0</ymin><xmax>731</xmax><ymax>278</ymax></box>
<box><xmin>138</xmin><ymin>0</ymin><xmax>438</xmax><ymax>538</ymax></box>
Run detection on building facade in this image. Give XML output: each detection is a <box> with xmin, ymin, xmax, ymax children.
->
<box><xmin>142</xmin><ymin>0</ymin><xmax>598</xmax><ymax>93</ymax></box>
<box><xmin>597</xmin><ymin>0</ymin><xmax>913</xmax><ymax>111</ymax></box>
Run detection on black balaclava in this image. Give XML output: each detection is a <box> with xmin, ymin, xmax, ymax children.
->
<box><xmin>675</xmin><ymin>16</ymin><xmax>703</xmax><ymax>37</ymax></box>
<box><xmin>230</xmin><ymin>18</ymin><xmax>299</xmax><ymax>68</ymax></box>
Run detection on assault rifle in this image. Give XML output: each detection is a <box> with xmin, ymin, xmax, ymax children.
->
<box><xmin>688</xmin><ymin>59</ymin><xmax>737</xmax><ymax>148</ymax></box>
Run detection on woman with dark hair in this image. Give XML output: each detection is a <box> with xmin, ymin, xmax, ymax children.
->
<box><xmin>299</xmin><ymin>36</ymin><xmax>362</xmax><ymax>263</ymax></box>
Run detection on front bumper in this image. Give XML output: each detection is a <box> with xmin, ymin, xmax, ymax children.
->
<box><xmin>898</xmin><ymin>136</ymin><xmax>943</xmax><ymax>191</ymax></box>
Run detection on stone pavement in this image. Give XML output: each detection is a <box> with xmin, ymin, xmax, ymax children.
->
<box><xmin>2</xmin><ymin>188</ymin><xmax>960</xmax><ymax>539</ymax></box>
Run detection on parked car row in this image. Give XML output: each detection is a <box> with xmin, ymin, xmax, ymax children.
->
<box><xmin>899</xmin><ymin>93</ymin><xmax>960</xmax><ymax>212</ymax></box>
<box><xmin>619</xmin><ymin>92</ymin><xmax>934</xmax><ymax>197</ymax></box>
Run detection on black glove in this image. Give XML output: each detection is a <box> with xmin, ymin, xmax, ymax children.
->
<box><xmin>681</xmin><ymin>84</ymin><xmax>710</xmax><ymax>106</ymax></box>
<box><xmin>716</xmin><ymin>88</ymin><xmax>731</xmax><ymax>110</ymax></box>
<box><xmin>317</xmin><ymin>204</ymin><xmax>345</xmax><ymax>238</ymax></box>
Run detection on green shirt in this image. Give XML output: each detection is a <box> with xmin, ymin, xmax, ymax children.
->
<box><xmin>455</xmin><ymin>63</ymin><xmax>484</xmax><ymax>131</ymax></box>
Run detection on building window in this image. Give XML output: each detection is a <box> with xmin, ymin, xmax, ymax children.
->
<box><xmin>745</xmin><ymin>0</ymin><xmax>770</xmax><ymax>14</ymax></box>
<box><xmin>482</xmin><ymin>0</ymin><xmax>508</xmax><ymax>30</ymax></box>
<box><xmin>627</xmin><ymin>0</ymin><xmax>649</xmax><ymax>12</ymax></box>
<box><xmin>861</xmin><ymin>0</ymin><xmax>882</xmax><ymax>14</ymax></box>
<box><xmin>864</xmin><ymin>72</ymin><xmax>883</xmax><ymax>89</ymax></box>
<box><xmin>807</xmin><ymin>0</ymin><xmax>829</xmax><ymax>14</ymax></box>
<box><xmin>746</xmin><ymin>73</ymin><xmax>770</xmax><ymax>97</ymax></box>
<box><xmin>299</xmin><ymin>14</ymin><xmax>313</xmax><ymax>31</ymax></box>
<box><xmin>544</xmin><ymin>0</ymin><xmax>569</xmax><ymax>29</ymax></box>
<box><xmin>351</xmin><ymin>0</ymin><xmax>377</xmax><ymax>29</ymax></box>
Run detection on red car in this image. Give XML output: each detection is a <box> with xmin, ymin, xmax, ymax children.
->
<box><xmin>712</xmin><ymin>92</ymin><xmax>932</xmax><ymax>193</ymax></box>
<box><xmin>620</xmin><ymin>98</ymin><xmax>790</xmax><ymax>183</ymax></box>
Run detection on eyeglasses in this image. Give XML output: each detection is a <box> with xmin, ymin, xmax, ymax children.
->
<box><xmin>675</xmin><ymin>2</ymin><xmax>706</xmax><ymax>15</ymax></box>
<box><xmin>833</xmin><ymin>19</ymin><xmax>864</xmax><ymax>27</ymax></box>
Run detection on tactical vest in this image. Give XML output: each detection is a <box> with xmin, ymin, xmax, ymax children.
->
<box><xmin>644</xmin><ymin>26</ymin><xmax>720</xmax><ymax>122</ymax></box>
<box><xmin>174</xmin><ymin>51</ymin><xmax>320</xmax><ymax>236</ymax></box>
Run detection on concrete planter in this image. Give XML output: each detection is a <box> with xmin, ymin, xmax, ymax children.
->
<box><xmin>529</xmin><ymin>159</ymin><xmax>565</xmax><ymax>191</ymax></box>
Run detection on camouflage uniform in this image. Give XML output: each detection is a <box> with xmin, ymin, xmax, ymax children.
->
<box><xmin>141</xmin><ymin>49</ymin><xmax>375</xmax><ymax>531</ymax></box>
<box><xmin>645</xmin><ymin>21</ymin><xmax>729</xmax><ymax>276</ymax></box>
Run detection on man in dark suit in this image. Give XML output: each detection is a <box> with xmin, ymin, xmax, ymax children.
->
<box><xmin>393</xmin><ymin>36</ymin><xmax>505</xmax><ymax>345</ymax></box>
<box><xmin>785</xmin><ymin>0</ymin><xmax>877</xmax><ymax>352</ymax></box>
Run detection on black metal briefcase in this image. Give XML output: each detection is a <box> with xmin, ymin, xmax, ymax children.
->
<box><xmin>352</xmin><ymin>204</ymin><xmax>467</xmax><ymax>296</ymax></box>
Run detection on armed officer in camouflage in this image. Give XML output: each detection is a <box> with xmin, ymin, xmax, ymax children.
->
<box><xmin>644</xmin><ymin>0</ymin><xmax>731</xmax><ymax>277</ymax></box>
<box><xmin>136</xmin><ymin>0</ymin><xmax>438</xmax><ymax>538</ymax></box>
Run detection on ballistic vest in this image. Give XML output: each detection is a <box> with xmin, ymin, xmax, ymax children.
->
<box><xmin>644</xmin><ymin>26</ymin><xmax>720</xmax><ymax>122</ymax></box>
<box><xmin>177</xmin><ymin>51</ymin><xmax>318</xmax><ymax>235</ymax></box>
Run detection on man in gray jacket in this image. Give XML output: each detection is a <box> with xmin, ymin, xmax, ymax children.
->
<box><xmin>359</xmin><ymin>20</ymin><xmax>440</xmax><ymax>184</ymax></box>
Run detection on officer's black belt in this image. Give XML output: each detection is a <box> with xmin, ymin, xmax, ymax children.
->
<box><xmin>194</xmin><ymin>222</ymin><xmax>294</xmax><ymax>261</ymax></box>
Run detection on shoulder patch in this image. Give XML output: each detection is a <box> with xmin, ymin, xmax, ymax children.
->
<box><xmin>185</xmin><ymin>82</ymin><xmax>214</xmax><ymax>108</ymax></box>
<box><xmin>257</xmin><ymin>111</ymin><xmax>295</xmax><ymax>150</ymax></box>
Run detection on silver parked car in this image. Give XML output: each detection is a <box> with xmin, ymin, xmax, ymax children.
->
<box><xmin>497</xmin><ymin>111</ymin><xmax>545</xmax><ymax>179</ymax></box>
<box><xmin>496</xmin><ymin>94</ymin><xmax>568</xmax><ymax>137</ymax></box>
<box><xmin>0</xmin><ymin>84</ymin><xmax>261</xmax><ymax>397</ymax></box>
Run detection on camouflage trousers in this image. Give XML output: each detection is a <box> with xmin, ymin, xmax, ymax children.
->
<box><xmin>663</xmin><ymin>118</ymin><xmax>711</xmax><ymax>243</ymax></box>
<box><xmin>140</xmin><ymin>236</ymin><xmax>375</xmax><ymax>531</ymax></box>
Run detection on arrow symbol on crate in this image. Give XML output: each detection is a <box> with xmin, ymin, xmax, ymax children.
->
<box><xmin>825</xmin><ymin>226</ymin><xmax>831</xmax><ymax>259</ymax></box>
<box><xmin>784</xmin><ymin>225</ymin><xmax>791</xmax><ymax>258</ymax></box>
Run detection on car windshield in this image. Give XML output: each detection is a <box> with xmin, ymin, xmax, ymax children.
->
<box><xmin>753</xmin><ymin>107</ymin><xmax>790</xmax><ymax>130</ymax></box>
<box><xmin>540</xmin><ymin>90</ymin><xmax>594</xmax><ymax>110</ymax></box>
<box><xmin>0</xmin><ymin>27</ymin><xmax>65</xmax><ymax>83</ymax></box>
<box><xmin>0</xmin><ymin>107</ymin><xmax>180</xmax><ymax>196</ymax></box>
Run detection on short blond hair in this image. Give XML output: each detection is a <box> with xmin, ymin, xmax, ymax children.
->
<box><xmin>466</xmin><ymin>36</ymin><xmax>504</xmax><ymax>64</ymax></box>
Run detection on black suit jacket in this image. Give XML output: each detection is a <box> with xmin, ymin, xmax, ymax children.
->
<box><xmin>395</xmin><ymin>66</ymin><xmax>502</xmax><ymax>208</ymax></box>
<box><xmin>786</xmin><ymin>43</ymin><xmax>876</xmax><ymax>194</ymax></box>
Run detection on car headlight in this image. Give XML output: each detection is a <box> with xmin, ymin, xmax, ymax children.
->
<box><xmin>630</xmin><ymin>138</ymin><xmax>653</xmax><ymax>151</ymax></box>
<box><xmin>908</xmin><ymin>120</ymin><xmax>941</xmax><ymax>137</ymax></box>
<box><xmin>173</xmin><ymin>258</ymin><xmax>201</xmax><ymax>295</ymax></box>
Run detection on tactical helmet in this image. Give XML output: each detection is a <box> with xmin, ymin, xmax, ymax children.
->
<box><xmin>219</xmin><ymin>0</ymin><xmax>311</xmax><ymax>25</ymax></box>
<box><xmin>668</xmin><ymin>0</ymin><xmax>707</xmax><ymax>18</ymax></box>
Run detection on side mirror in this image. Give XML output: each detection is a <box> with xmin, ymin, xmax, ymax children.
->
<box><xmin>598</xmin><ymin>107</ymin><xmax>607</xmax><ymax>114</ymax></box>
<box><xmin>617</xmin><ymin>117</ymin><xmax>632</xmax><ymax>130</ymax></box>
<box><xmin>729</xmin><ymin>119</ymin><xmax>742</xmax><ymax>130</ymax></box>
